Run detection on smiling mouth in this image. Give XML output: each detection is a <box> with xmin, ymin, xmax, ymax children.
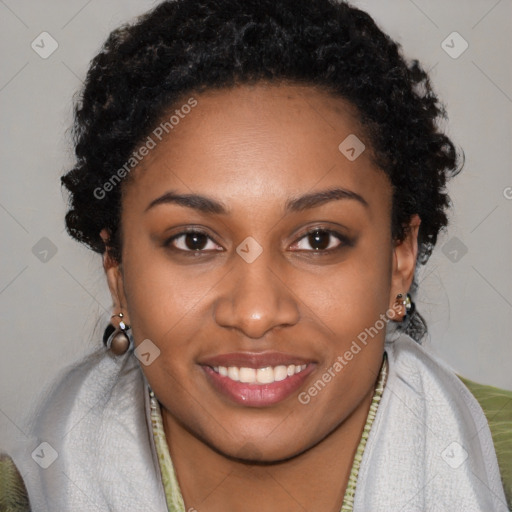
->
<box><xmin>201</xmin><ymin>362</ymin><xmax>315</xmax><ymax>407</ymax></box>
<box><xmin>210</xmin><ymin>364</ymin><xmax>309</xmax><ymax>385</ymax></box>
<box><xmin>199</xmin><ymin>350</ymin><xmax>316</xmax><ymax>406</ymax></box>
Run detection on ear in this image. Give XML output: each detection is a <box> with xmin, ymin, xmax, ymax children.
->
<box><xmin>100</xmin><ymin>228</ymin><xmax>130</xmax><ymax>325</ymax></box>
<box><xmin>389</xmin><ymin>214</ymin><xmax>421</xmax><ymax>309</ymax></box>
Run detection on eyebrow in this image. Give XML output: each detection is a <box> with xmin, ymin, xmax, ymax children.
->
<box><xmin>144</xmin><ymin>187</ymin><xmax>369</xmax><ymax>215</ymax></box>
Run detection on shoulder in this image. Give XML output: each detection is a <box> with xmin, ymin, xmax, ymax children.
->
<box><xmin>385</xmin><ymin>334</ymin><xmax>511</xmax><ymax>509</ymax></box>
<box><xmin>8</xmin><ymin>348</ymin><xmax>168</xmax><ymax>510</ymax></box>
<box><xmin>31</xmin><ymin>347</ymin><xmax>142</xmax><ymax>437</ymax></box>
<box><xmin>0</xmin><ymin>453</ymin><xmax>31</xmax><ymax>511</ymax></box>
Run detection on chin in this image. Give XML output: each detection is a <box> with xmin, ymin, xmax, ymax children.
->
<box><xmin>212</xmin><ymin>435</ymin><xmax>311</xmax><ymax>465</ymax></box>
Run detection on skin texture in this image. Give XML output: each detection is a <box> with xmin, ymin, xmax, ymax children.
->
<box><xmin>101</xmin><ymin>83</ymin><xmax>420</xmax><ymax>511</ymax></box>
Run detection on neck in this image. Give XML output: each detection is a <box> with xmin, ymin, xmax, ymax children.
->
<box><xmin>162</xmin><ymin>386</ymin><xmax>375</xmax><ymax>512</ymax></box>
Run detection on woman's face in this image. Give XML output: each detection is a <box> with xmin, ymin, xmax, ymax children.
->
<box><xmin>104</xmin><ymin>83</ymin><xmax>418</xmax><ymax>461</ymax></box>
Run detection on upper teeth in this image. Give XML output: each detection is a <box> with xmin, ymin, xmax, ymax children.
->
<box><xmin>212</xmin><ymin>364</ymin><xmax>307</xmax><ymax>384</ymax></box>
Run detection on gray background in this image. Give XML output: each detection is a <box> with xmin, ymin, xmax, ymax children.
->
<box><xmin>1</xmin><ymin>0</ymin><xmax>511</xmax><ymax>453</ymax></box>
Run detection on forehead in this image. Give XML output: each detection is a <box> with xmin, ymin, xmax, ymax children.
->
<box><xmin>124</xmin><ymin>83</ymin><xmax>391</xmax><ymax>215</ymax></box>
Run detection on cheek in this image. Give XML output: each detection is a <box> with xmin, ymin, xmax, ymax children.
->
<box><xmin>118</xmin><ymin>247</ymin><xmax>213</xmax><ymax>403</ymax></box>
<box><xmin>293</xmin><ymin>246</ymin><xmax>392</xmax><ymax>439</ymax></box>
<box><xmin>120</xmin><ymin>249</ymin><xmax>210</xmax><ymax>411</ymax></box>
<box><xmin>312</xmin><ymin>237</ymin><xmax>393</xmax><ymax>336</ymax></box>
<box><xmin>120</xmin><ymin>228</ymin><xmax>205</xmax><ymax>330</ymax></box>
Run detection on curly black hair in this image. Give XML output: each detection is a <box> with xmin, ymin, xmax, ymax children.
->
<box><xmin>61</xmin><ymin>0</ymin><xmax>462</xmax><ymax>341</ymax></box>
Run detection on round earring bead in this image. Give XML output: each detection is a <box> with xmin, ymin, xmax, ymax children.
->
<box><xmin>110</xmin><ymin>331</ymin><xmax>130</xmax><ymax>355</ymax></box>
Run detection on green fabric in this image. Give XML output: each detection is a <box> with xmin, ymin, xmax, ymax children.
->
<box><xmin>0</xmin><ymin>453</ymin><xmax>31</xmax><ymax>512</ymax></box>
<box><xmin>457</xmin><ymin>375</ymin><xmax>512</xmax><ymax>510</ymax></box>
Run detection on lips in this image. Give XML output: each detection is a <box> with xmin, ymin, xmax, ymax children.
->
<box><xmin>199</xmin><ymin>351</ymin><xmax>316</xmax><ymax>407</ymax></box>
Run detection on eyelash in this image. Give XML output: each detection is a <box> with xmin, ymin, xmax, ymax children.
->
<box><xmin>164</xmin><ymin>227</ymin><xmax>352</xmax><ymax>255</ymax></box>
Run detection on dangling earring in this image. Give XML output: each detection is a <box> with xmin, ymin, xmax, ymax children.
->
<box><xmin>395</xmin><ymin>293</ymin><xmax>415</xmax><ymax>321</ymax></box>
<box><xmin>105</xmin><ymin>313</ymin><xmax>134</xmax><ymax>355</ymax></box>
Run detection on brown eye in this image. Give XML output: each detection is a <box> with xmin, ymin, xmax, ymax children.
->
<box><xmin>183</xmin><ymin>232</ymin><xmax>208</xmax><ymax>250</ymax></box>
<box><xmin>307</xmin><ymin>230</ymin><xmax>331</xmax><ymax>250</ymax></box>
<box><xmin>166</xmin><ymin>230</ymin><xmax>223</xmax><ymax>253</ymax></box>
<box><xmin>290</xmin><ymin>228</ymin><xmax>351</xmax><ymax>253</ymax></box>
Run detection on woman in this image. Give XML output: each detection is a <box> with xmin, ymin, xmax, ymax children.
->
<box><xmin>2</xmin><ymin>0</ymin><xmax>510</xmax><ymax>510</ymax></box>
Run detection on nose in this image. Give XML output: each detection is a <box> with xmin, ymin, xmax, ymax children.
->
<box><xmin>213</xmin><ymin>251</ymin><xmax>300</xmax><ymax>339</ymax></box>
